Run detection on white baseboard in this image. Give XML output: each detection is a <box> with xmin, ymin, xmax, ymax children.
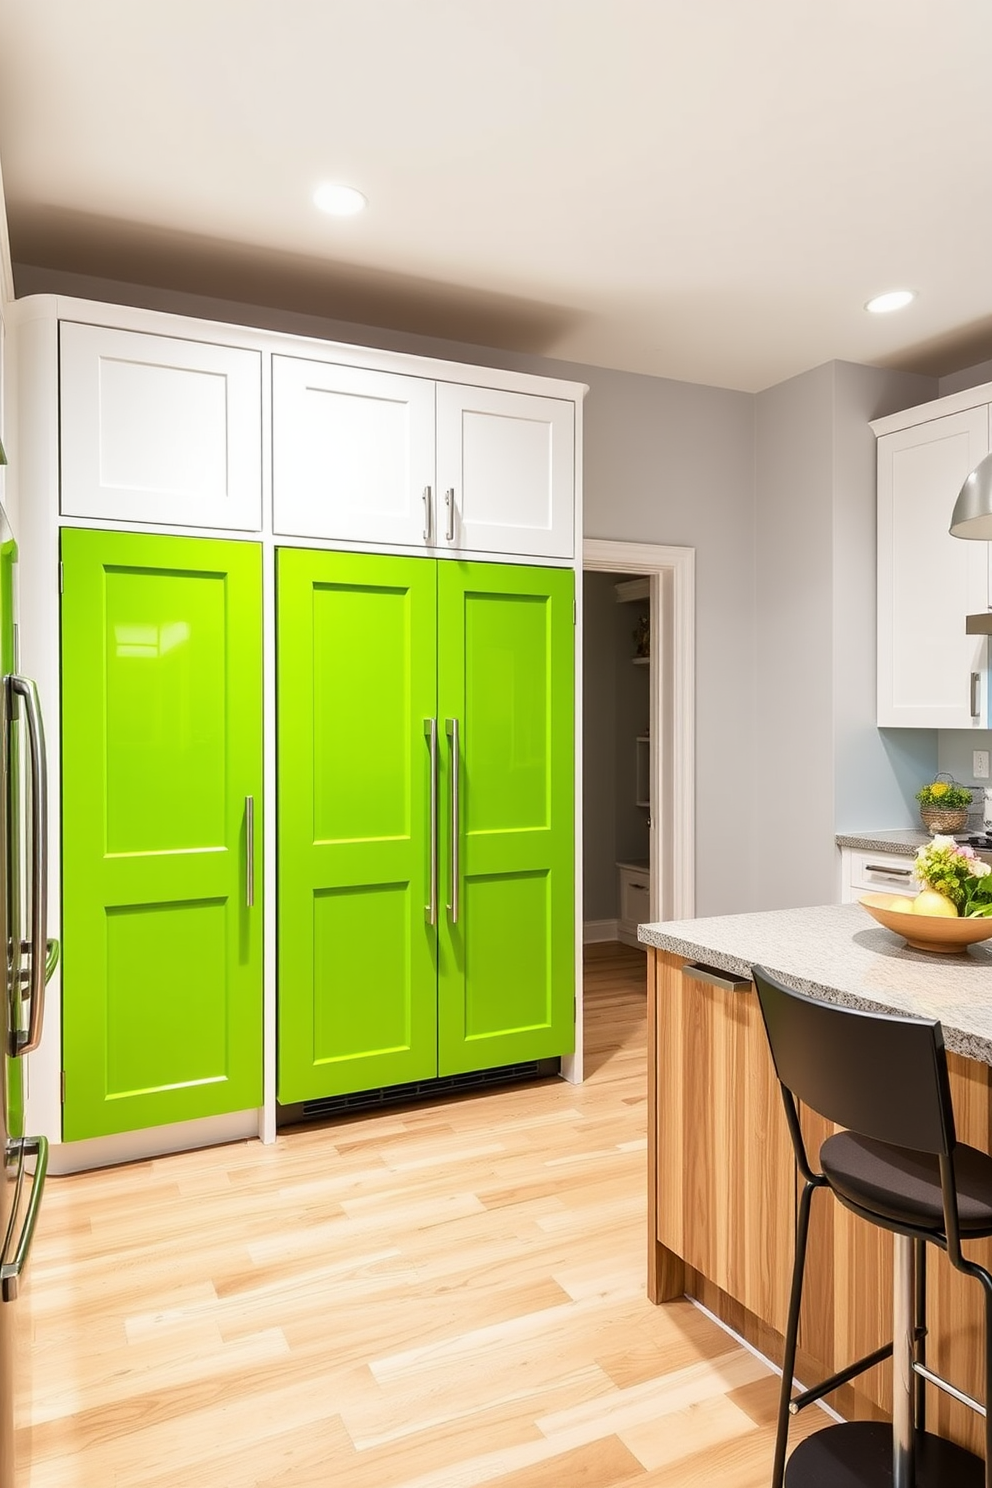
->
<box><xmin>583</xmin><ymin>919</ymin><xmax>619</xmax><ymax>943</ymax></box>
<box><xmin>47</xmin><ymin>1110</ymin><xmax>259</xmax><ymax>1175</ymax></box>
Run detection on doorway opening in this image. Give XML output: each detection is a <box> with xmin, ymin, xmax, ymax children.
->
<box><xmin>566</xmin><ymin>539</ymin><xmax>695</xmax><ymax>1080</ymax></box>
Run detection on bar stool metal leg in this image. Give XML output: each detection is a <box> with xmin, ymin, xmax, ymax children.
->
<box><xmin>913</xmin><ymin>1238</ymin><xmax>926</xmax><ymax>1439</ymax></box>
<box><xmin>893</xmin><ymin>1234</ymin><xmax>916</xmax><ymax>1488</ymax></box>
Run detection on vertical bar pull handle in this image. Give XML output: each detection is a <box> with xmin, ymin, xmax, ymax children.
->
<box><xmin>422</xmin><ymin>485</ymin><xmax>432</xmax><ymax>544</ymax></box>
<box><xmin>8</xmin><ymin>676</ymin><xmax>48</xmax><ymax>1056</ymax></box>
<box><xmin>445</xmin><ymin>488</ymin><xmax>456</xmax><ymax>544</ymax></box>
<box><xmin>425</xmin><ymin>719</ymin><xmax>438</xmax><ymax>924</ymax></box>
<box><xmin>972</xmin><ymin>671</ymin><xmax>981</xmax><ymax>719</ymax></box>
<box><xmin>446</xmin><ymin>717</ymin><xmax>460</xmax><ymax>923</ymax></box>
<box><xmin>245</xmin><ymin>796</ymin><xmax>255</xmax><ymax>908</ymax></box>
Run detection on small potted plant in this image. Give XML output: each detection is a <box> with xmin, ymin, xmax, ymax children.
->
<box><xmin>915</xmin><ymin>775</ymin><xmax>973</xmax><ymax>835</ymax></box>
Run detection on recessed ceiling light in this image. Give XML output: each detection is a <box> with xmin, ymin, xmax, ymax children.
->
<box><xmin>865</xmin><ymin>289</ymin><xmax>915</xmax><ymax>314</ymax></box>
<box><xmin>313</xmin><ymin>183</ymin><xmax>367</xmax><ymax>217</ymax></box>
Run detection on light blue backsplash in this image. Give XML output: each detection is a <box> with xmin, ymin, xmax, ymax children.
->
<box><xmin>938</xmin><ymin>731</ymin><xmax>992</xmax><ymax>792</ymax></box>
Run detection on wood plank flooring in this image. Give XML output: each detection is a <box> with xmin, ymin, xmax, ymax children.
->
<box><xmin>23</xmin><ymin>943</ymin><xmax>819</xmax><ymax>1486</ymax></box>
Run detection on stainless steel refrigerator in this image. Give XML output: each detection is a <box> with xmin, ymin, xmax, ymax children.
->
<box><xmin>0</xmin><ymin>491</ymin><xmax>55</xmax><ymax>1487</ymax></box>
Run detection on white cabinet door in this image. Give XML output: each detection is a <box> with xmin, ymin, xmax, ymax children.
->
<box><xmin>272</xmin><ymin>357</ymin><xmax>436</xmax><ymax>547</ymax></box>
<box><xmin>877</xmin><ymin>405</ymin><xmax>991</xmax><ymax>727</ymax></box>
<box><xmin>60</xmin><ymin>322</ymin><xmax>262</xmax><ymax>530</ymax></box>
<box><xmin>436</xmin><ymin>384</ymin><xmax>574</xmax><ymax>559</ymax></box>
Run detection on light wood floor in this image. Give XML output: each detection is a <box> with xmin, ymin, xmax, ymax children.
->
<box><xmin>24</xmin><ymin>944</ymin><xmax>818</xmax><ymax>1486</ymax></box>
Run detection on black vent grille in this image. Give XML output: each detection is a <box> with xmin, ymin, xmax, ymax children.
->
<box><xmin>286</xmin><ymin>1059</ymin><xmax>558</xmax><ymax>1126</ymax></box>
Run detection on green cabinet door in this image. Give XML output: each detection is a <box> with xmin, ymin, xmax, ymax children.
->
<box><xmin>61</xmin><ymin>529</ymin><xmax>263</xmax><ymax>1140</ymax></box>
<box><xmin>276</xmin><ymin>549</ymin><xmax>438</xmax><ymax>1103</ymax></box>
<box><xmin>437</xmin><ymin>562</ymin><xmax>574</xmax><ymax>1075</ymax></box>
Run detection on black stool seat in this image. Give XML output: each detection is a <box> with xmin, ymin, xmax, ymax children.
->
<box><xmin>821</xmin><ymin>1130</ymin><xmax>992</xmax><ymax>1236</ymax></box>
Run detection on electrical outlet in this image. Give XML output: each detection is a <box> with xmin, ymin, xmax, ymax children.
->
<box><xmin>974</xmin><ymin>750</ymin><xmax>990</xmax><ymax>779</ymax></box>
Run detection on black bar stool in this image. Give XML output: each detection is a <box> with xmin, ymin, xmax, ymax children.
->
<box><xmin>752</xmin><ymin>964</ymin><xmax>992</xmax><ymax>1488</ymax></box>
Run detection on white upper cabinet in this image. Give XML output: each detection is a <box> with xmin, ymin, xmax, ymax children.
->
<box><xmin>877</xmin><ymin>404</ymin><xmax>991</xmax><ymax>727</ymax></box>
<box><xmin>271</xmin><ymin>359</ymin><xmax>575</xmax><ymax>559</ymax></box>
<box><xmin>271</xmin><ymin>357</ymin><xmax>436</xmax><ymax>547</ymax></box>
<box><xmin>59</xmin><ymin>323</ymin><xmax>262</xmax><ymax>530</ymax></box>
<box><xmin>435</xmin><ymin>384</ymin><xmax>574</xmax><ymax>559</ymax></box>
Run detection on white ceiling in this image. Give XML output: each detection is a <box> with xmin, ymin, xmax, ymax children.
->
<box><xmin>1</xmin><ymin>0</ymin><xmax>991</xmax><ymax>392</ymax></box>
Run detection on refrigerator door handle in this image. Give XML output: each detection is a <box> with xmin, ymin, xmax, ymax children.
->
<box><xmin>446</xmin><ymin>717</ymin><xmax>460</xmax><ymax>924</ymax></box>
<box><xmin>7</xmin><ymin>676</ymin><xmax>48</xmax><ymax>1056</ymax></box>
<box><xmin>425</xmin><ymin>719</ymin><xmax>438</xmax><ymax>925</ymax></box>
<box><xmin>245</xmin><ymin>796</ymin><xmax>255</xmax><ymax>909</ymax></box>
<box><xmin>0</xmin><ymin>1135</ymin><xmax>48</xmax><ymax>1302</ymax></box>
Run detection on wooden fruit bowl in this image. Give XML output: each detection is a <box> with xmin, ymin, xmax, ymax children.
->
<box><xmin>859</xmin><ymin>893</ymin><xmax>992</xmax><ymax>954</ymax></box>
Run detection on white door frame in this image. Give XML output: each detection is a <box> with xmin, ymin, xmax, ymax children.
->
<box><xmin>581</xmin><ymin>538</ymin><xmax>695</xmax><ymax>931</ymax></box>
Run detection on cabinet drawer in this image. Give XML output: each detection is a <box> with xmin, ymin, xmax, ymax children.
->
<box><xmin>60</xmin><ymin>323</ymin><xmax>262</xmax><ymax>531</ymax></box>
<box><xmin>619</xmin><ymin>866</ymin><xmax>651</xmax><ymax>925</ymax></box>
<box><xmin>848</xmin><ymin>850</ymin><xmax>920</xmax><ymax>896</ymax></box>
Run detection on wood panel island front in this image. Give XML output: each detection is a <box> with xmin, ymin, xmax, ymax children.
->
<box><xmin>639</xmin><ymin>902</ymin><xmax>992</xmax><ymax>1459</ymax></box>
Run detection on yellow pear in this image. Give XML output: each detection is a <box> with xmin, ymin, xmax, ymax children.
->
<box><xmin>913</xmin><ymin>889</ymin><xmax>958</xmax><ymax>918</ymax></box>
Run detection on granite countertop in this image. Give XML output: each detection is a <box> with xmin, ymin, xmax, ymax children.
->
<box><xmin>836</xmin><ymin>829</ymin><xmax>930</xmax><ymax>856</ymax></box>
<box><xmin>638</xmin><ymin>902</ymin><xmax>992</xmax><ymax>1065</ymax></box>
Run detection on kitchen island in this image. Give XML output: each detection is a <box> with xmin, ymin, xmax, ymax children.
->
<box><xmin>639</xmin><ymin>902</ymin><xmax>992</xmax><ymax>1455</ymax></box>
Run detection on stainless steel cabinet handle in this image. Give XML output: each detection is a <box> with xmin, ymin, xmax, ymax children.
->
<box><xmin>972</xmin><ymin>671</ymin><xmax>981</xmax><ymax>718</ymax></box>
<box><xmin>1</xmin><ymin>1136</ymin><xmax>48</xmax><ymax>1302</ymax></box>
<box><xmin>446</xmin><ymin>717</ymin><xmax>460</xmax><ymax>923</ymax></box>
<box><xmin>425</xmin><ymin>719</ymin><xmax>438</xmax><ymax>925</ymax></box>
<box><xmin>865</xmin><ymin>864</ymin><xmax>912</xmax><ymax>877</ymax></box>
<box><xmin>8</xmin><ymin>676</ymin><xmax>48</xmax><ymax>1056</ymax></box>
<box><xmin>245</xmin><ymin>796</ymin><xmax>255</xmax><ymax>908</ymax></box>
<box><xmin>682</xmin><ymin>961</ymin><xmax>751</xmax><ymax>993</ymax></box>
<box><xmin>422</xmin><ymin>485</ymin><xmax>432</xmax><ymax>544</ymax></box>
<box><xmin>445</xmin><ymin>488</ymin><xmax>455</xmax><ymax>543</ymax></box>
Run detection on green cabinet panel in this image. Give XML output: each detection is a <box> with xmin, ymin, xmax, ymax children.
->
<box><xmin>437</xmin><ymin>562</ymin><xmax>574</xmax><ymax>1075</ymax></box>
<box><xmin>276</xmin><ymin>549</ymin><xmax>439</xmax><ymax>1103</ymax></box>
<box><xmin>61</xmin><ymin>529</ymin><xmax>263</xmax><ymax>1140</ymax></box>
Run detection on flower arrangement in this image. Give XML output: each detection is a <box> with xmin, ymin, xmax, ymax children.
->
<box><xmin>915</xmin><ymin>775</ymin><xmax>973</xmax><ymax>834</ymax></box>
<box><xmin>914</xmin><ymin>836</ymin><xmax>992</xmax><ymax>917</ymax></box>
<box><xmin>915</xmin><ymin>779</ymin><xmax>973</xmax><ymax>810</ymax></box>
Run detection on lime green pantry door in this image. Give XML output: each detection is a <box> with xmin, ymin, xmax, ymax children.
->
<box><xmin>60</xmin><ymin>529</ymin><xmax>263</xmax><ymax>1140</ymax></box>
<box><xmin>437</xmin><ymin>562</ymin><xmax>574</xmax><ymax>1075</ymax></box>
<box><xmin>276</xmin><ymin>549</ymin><xmax>439</xmax><ymax>1103</ymax></box>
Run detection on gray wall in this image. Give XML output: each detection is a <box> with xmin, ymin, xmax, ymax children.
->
<box><xmin>16</xmin><ymin>263</ymin><xmax>970</xmax><ymax>915</ymax></box>
<box><xmin>831</xmin><ymin>363</ymin><xmax>938</xmax><ymax>836</ymax></box>
<box><xmin>752</xmin><ymin>360</ymin><xmax>938</xmax><ymax>908</ymax></box>
<box><xmin>15</xmin><ymin>262</ymin><xmax>758</xmax><ymax>914</ymax></box>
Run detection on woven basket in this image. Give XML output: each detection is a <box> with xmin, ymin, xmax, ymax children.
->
<box><xmin>919</xmin><ymin>804</ymin><xmax>969</xmax><ymax>835</ymax></box>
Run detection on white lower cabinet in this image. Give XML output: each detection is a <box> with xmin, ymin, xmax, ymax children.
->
<box><xmin>876</xmin><ymin>403</ymin><xmax>991</xmax><ymax>727</ymax></box>
<box><xmin>840</xmin><ymin>848</ymin><xmax>920</xmax><ymax>903</ymax></box>
<box><xmin>59</xmin><ymin>321</ymin><xmax>263</xmax><ymax>530</ymax></box>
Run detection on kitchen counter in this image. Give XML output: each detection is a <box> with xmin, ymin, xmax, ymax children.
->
<box><xmin>835</xmin><ymin>827</ymin><xmax>929</xmax><ymax>855</ymax></box>
<box><xmin>638</xmin><ymin>900</ymin><xmax>992</xmax><ymax>1063</ymax></box>
<box><xmin>643</xmin><ymin>902</ymin><xmax>992</xmax><ymax>1452</ymax></box>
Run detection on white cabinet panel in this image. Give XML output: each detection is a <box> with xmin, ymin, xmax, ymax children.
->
<box><xmin>272</xmin><ymin>357</ymin><xmax>435</xmax><ymax>547</ymax></box>
<box><xmin>877</xmin><ymin>405</ymin><xmax>991</xmax><ymax>727</ymax></box>
<box><xmin>436</xmin><ymin>384</ymin><xmax>574</xmax><ymax>559</ymax></box>
<box><xmin>60</xmin><ymin>323</ymin><xmax>262</xmax><ymax>530</ymax></box>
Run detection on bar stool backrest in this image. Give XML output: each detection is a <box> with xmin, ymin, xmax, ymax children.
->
<box><xmin>751</xmin><ymin>965</ymin><xmax>955</xmax><ymax>1158</ymax></box>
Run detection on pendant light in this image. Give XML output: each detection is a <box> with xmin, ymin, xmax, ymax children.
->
<box><xmin>951</xmin><ymin>452</ymin><xmax>992</xmax><ymax>539</ymax></box>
